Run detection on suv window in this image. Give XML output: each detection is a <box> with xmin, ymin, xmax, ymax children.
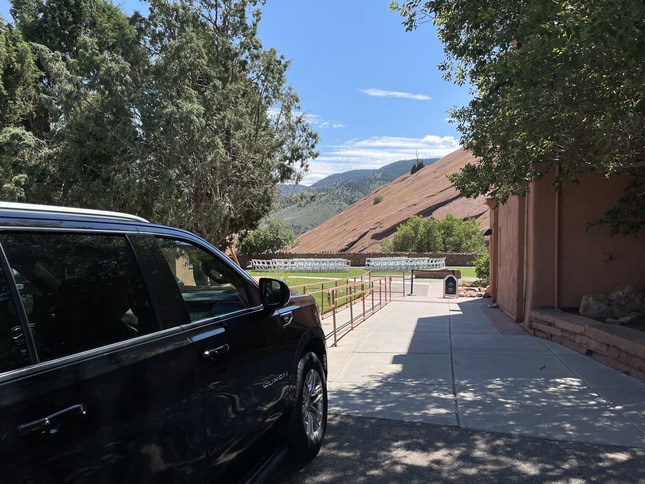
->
<box><xmin>0</xmin><ymin>264</ymin><xmax>31</xmax><ymax>373</ymax></box>
<box><xmin>0</xmin><ymin>233</ymin><xmax>158</xmax><ymax>361</ymax></box>
<box><xmin>155</xmin><ymin>238</ymin><xmax>254</xmax><ymax>322</ymax></box>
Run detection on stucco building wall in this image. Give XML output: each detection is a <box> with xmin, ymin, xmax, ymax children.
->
<box><xmin>491</xmin><ymin>171</ymin><xmax>645</xmax><ymax>323</ymax></box>
<box><xmin>489</xmin><ymin>196</ymin><xmax>523</xmax><ymax>320</ymax></box>
<box><xmin>558</xmin><ymin>174</ymin><xmax>645</xmax><ymax>306</ymax></box>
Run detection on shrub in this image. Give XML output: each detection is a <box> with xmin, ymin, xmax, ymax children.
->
<box><xmin>238</xmin><ymin>219</ymin><xmax>299</xmax><ymax>254</ymax></box>
<box><xmin>474</xmin><ymin>251</ymin><xmax>490</xmax><ymax>285</ymax></box>
<box><xmin>410</xmin><ymin>160</ymin><xmax>425</xmax><ymax>174</ymax></box>
<box><xmin>389</xmin><ymin>214</ymin><xmax>486</xmax><ymax>253</ymax></box>
<box><xmin>373</xmin><ymin>194</ymin><xmax>384</xmax><ymax>204</ymax></box>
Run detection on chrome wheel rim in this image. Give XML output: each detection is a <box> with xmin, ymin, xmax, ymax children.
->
<box><xmin>301</xmin><ymin>368</ymin><xmax>324</xmax><ymax>442</ymax></box>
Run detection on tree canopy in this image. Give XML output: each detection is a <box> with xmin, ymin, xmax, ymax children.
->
<box><xmin>391</xmin><ymin>0</ymin><xmax>645</xmax><ymax>234</ymax></box>
<box><xmin>384</xmin><ymin>214</ymin><xmax>486</xmax><ymax>253</ymax></box>
<box><xmin>1</xmin><ymin>0</ymin><xmax>318</xmax><ymax>246</ymax></box>
<box><xmin>237</xmin><ymin>218</ymin><xmax>298</xmax><ymax>254</ymax></box>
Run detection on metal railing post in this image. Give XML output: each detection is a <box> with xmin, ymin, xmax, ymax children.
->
<box><xmin>331</xmin><ymin>290</ymin><xmax>337</xmax><ymax>347</ymax></box>
<box><xmin>349</xmin><ymin>284</ymin><xmax>354</xmax><ymax>329</ymax></box>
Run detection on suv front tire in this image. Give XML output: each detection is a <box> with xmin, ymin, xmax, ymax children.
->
<box><xmin>287</xmin><ymin>351</ymin><xmax>328</xmax><ymax>461</ymax></box>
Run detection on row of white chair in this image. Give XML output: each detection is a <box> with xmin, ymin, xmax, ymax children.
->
<box><xmin>365</xmin><ymin>257</ymin><xmax>446</xmax><ymax>271</ymax></box>
<box><xmin>251</xmin><ymin>258</ymin><xmax>351</xmax><ymax>272</ymax></box>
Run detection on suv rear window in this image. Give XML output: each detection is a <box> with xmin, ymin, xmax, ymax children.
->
<box><xmin>0</xmin><ymin>233</ymin><xmax>158</xmax><ymax>362</ymax></box>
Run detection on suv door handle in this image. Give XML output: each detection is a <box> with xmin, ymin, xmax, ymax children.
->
<box><xmin>203</xmin><ymin>344</ymin><xmax>229</xmax><ymax>360</ymax></box>
<box><xmin>18</xmin><ymin>404</ymin><xmax>87</xmax><ymax>438</ymax></box>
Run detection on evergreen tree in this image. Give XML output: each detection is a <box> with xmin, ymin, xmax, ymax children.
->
<box><xmin>4</xmin><ymin>0</ymin><xmax>318</xmax><ymax>247</ymax></box>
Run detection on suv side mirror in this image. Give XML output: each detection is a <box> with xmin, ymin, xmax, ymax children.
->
<box><xmin>259</xmin><ymin>278</ymin><xmax>291</xmax><ymax>310</ymax></box>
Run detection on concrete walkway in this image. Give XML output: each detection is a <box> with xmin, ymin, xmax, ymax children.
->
<box><xmin>324</xmin><ymin>279</ymin><xmax>645</xmax><ymax>449</ymax></box>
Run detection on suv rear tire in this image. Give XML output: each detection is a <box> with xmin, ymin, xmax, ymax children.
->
<box><xmin>287</xmin><ymin>351</ymin><xmax>327</xmax><ymax>461</ymax></box>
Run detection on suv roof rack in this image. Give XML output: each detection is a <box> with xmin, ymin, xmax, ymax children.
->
<box><xmin>0</xmin><ymin>202</ymin><xmax>150</xmax><ymax>223</ymax></box>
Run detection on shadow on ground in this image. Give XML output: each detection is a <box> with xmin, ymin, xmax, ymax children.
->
<box><xmin>270</xmin><ymin>414</ymin><xmax>645</xmax><ymax>483</ymax></box>
<box><xmin>271</xmin><ymin>296</ymin><xmax>645</xmax><ymax>481</ymax></box>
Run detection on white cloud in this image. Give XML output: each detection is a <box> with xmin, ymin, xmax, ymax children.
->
<box><xmin>267</xmin><ymin>110</ymin><xmax>347</xmax><ymax>129</ymax></box>
<box><xmin>306</xmin><ymin>114</ymin><xmax>347</xmax><ymax>129</ymax></box>
<box><xmin>360</xmin><ymin>88</ymin><xmax>432</xmax><ymax>101</ymax></box>
<box><xmin>300</xmin><ymin>134</ymin><xmax>459</xmax><ymax>185</ymax></box>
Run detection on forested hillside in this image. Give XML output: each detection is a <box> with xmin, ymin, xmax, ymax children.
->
<box><xmin>274</xmin><ymin>158</ymin><xmax>438</xmax><ymax>233</ymax></box>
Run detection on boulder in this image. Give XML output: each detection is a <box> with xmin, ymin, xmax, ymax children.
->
<box><xmin>580</xmin><ymin>294</ymin><xmax>618</xmax><ymax>321</ymax></box>
<box><xmin>580</xmin><ymin>285</ymin><xmax>645</xmax><ymax>323</ymax></box>
<box><xmin>608</xmin><ymin>283</ymin><xmax>645</xmax><ymax>314</ymax></box>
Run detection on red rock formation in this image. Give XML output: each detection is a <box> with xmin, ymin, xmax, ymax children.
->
<box><xmin>291</xmin><ymin>148</ymin><xmax>489</xmax><ymax>253</ymax></box>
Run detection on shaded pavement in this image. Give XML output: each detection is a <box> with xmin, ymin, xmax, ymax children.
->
<box><xmin>270</xmin><ymin>415</ymin><xmax>644</xmax><ymax>483</ymax></box>
<box><xmin>271</xmin><ymin>280</ymin><xmax>645</xmax><ymax>482</ymax></box>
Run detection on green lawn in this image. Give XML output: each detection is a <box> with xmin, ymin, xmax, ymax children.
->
<box><xmin>246</xmin><ymin>267</ymin><xmax>369</xmax><ymax>283</ymax></box>
<box><xmin>245</xmin><ymin>266</ymin><xmax>475</xmax><ymax>313</ymax></box>
<box><xmin>449</xmin><ymin>266</ymin><xmax>476</xmax><ymax>278</ymax></box>
<box><xmin>247</xmin><ymin>266</ymin><xmax>475</xmax><ymax>282</ymax></box>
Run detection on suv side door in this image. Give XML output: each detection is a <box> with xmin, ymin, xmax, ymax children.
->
<box><xmin>0</xmin><ymin>230</ymin><xmax>205</xmax><ymax>483</ymax></box>
<box><xmin>148</xmin><ymin>235</ymin><xmax>292</xmax><ymax>477</ymax></box>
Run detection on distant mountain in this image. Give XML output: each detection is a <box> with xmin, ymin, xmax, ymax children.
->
<box><xmin>278</xmin><ymin>184</ymin><xmax>307</xmax><ymax>197</ymax></box>
<box><xmin>310</xmin><ymin>169</ymin><xmax>375</xmax><ymax>188</ymax></box>
<box><xmin>290</xmin><ymin>148</ymin><xmax>489</xmax><ymax>253</ymax></box>
<box><xmin>273</xmin><ymin>158</ymin><xmax>439</xmax><ymax>234</ymax></box>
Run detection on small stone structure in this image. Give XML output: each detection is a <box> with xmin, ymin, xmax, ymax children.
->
<box><xmin>414</xmin><ymin>269</ymin><xmax>461</xmax><ymax>279</ymax></box>
<box><xmin>443</xmin><ymin>275</ymin><xmax>458</xmax><ymax>298</ymax></box>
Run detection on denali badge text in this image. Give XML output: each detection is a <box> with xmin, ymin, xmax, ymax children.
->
<box><xmin>263</xmin><ymin>372</ymin><xmax>288</xmax><ymax>389</ymax></box>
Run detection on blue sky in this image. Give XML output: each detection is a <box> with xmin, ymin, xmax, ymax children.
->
<box><xmin>1</xmin><ymin>0</ymin><xmax>470</xmax><ymax>185</ymax></box>
<box><xmin>259</xmin><ymin>0</ymin><xmax>469</xmax><ymax>184</ymax></box>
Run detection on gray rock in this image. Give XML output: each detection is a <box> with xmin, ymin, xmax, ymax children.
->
<box><xmin>605</xmin><ymin>318</ymin><xmax>622</xmax><ymax>325</ymax></box>
<box><xmin>580</xmin><ymin>294</ymin><xmax>618</xmax><ymax>321</ymax></box>
<box><xmin>608</xmin><ymin>283</ymin><xmax>645</xmax><ymax>314</ymax></box>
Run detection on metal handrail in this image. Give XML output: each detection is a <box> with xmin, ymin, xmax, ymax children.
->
<box><xmin>289</xmin><ymin>275</ymin><xmax>395</xmax><ymax>346</ymax></box>
<box><xmin>289</xmin><ymin>275</ymin><xmax>366</xmax><ymax>316</ymax></box>
<box><xmin>327</xmin><ymin>276</ymin><xmax>391</xmax><ymax>347</ymax></box>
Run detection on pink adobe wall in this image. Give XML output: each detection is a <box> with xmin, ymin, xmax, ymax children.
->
<box><xmin>492</xmin><ymin>196</ymin><xmax>523</xmax><ymax>320</ymax></box>
<box><xmin>557</xmin><ymin>172</ymin><xmax>645</xmax><ymax>307</ymax></box>
<box><xmin>524</xmin><ymin>175</ymin><xmax>557</xmax><ymax>314</ymax></box>
<box><xmin>493</xmin><ymin>169</ymin><xmax>645</xmax><ymax>322</ymax></box>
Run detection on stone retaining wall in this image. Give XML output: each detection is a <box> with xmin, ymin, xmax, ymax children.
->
<box><xmin>414</xmin><ymin>269</ymin><xmax>462</xmax><ymax>279</ymax></box>
<box><xmin>527</xmin><ymin>308</ymin><xmax>645</xmax><ymax>382</ymax></box>
<box><xmin>238</xmin><ymin>252</ymin><xmax>478</xmax><ymax>269</ymax></box>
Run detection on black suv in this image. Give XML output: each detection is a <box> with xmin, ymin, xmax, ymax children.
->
<box><xmin>0</xmin><ymin>202</ymin><xmax>327</xmax><ymax>482</ymax></box>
